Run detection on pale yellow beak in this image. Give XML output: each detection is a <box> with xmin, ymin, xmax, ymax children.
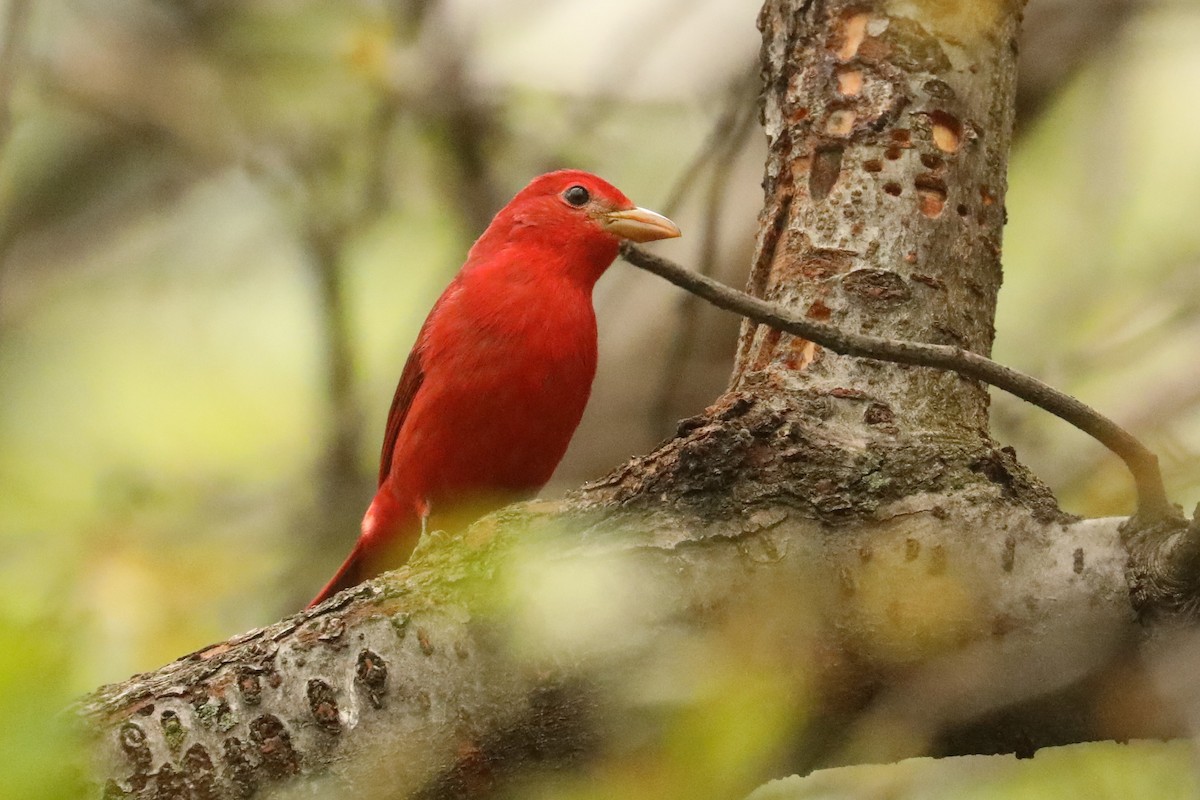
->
<box><xmin>601</xmin><ymin>206</ymin><xmax>681</xmax><ymax>243</ymax></box>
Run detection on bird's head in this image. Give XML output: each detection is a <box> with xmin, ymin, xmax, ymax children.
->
<box><xmin>476</xmin><ymin>170</ymin><xmax>681</xmax><ymax>286</ymax></box>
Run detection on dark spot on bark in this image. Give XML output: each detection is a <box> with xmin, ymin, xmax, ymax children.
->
<box><xmin>249</xmin><ymin>714</ymin><xmax>300</xmax><ymax>779</ymax></box>
<box><xmin>135</xmin><ymin>704</ymin><xmax>155</xmax><ymax>717</ymax></box>
<box><xmin>864</xmin><ymin>403</ymin><xmax>894</xmax><ymax>426</ymax></box>
<box><xmin>455</xmin><ymin>640</ymin><xmax>470</xmax><ymax>660</ymax></box>
<box><xmin>922</xmin><ymin>79</ymin><xmax>955</xmax><ymax>102</ymax></box>
<box><xmin>915</xmin><ymin>174</ymin><xmax>948</xmax><ymax>217</ymax></box>
<box><xmin>391</xmin><ymin>613</ymin><xmax>411</xmax><ymax>639</ymax></box>
<box><xmin>890</xmin><ymin>128</ymin><xmax>911</xmax><ymax>144</ymax></box>
<box><xmin>160</xmin><ymin>710</ymin><xmax>185</xmax><ymax>752</ymax></box>
<box><xmin>1002</xmin><ymin>535</ymin><xmax>1016</xmax><ymax>573</ymax></box>
<box><xmin>183</xmin><ymin>744</ymin><xmax>219</xmax><ymax>800</ymax></box>
<box><xmin>237</xmin><ymin>668</ymin><xmax>262</xmax><ymax>706</ymax></box>
<box><xmin>905</xmin><ymin>538</ymin><xmax>920</xmax><ymax>561</ymax></box>
<box><xmin>417</xmin><ymin>627</ymin><xmax>435</xmax><ymax>656</ymax></box>
<box><xmin>929</xmin><ymin>544</ymin><xmax>947</xmax><ymax>575</ymax></box>
<box><xmin>884</xmin><ymin>145</ymin><xmax>903</xmax><ymax>160</ymax></box>
<box><xmin>809</xmin><ymin>145</ymin><xmax>844</xmax><ymax>201</ymax></box>
<box><xmin>717</xmin><ymin>394</ymin><xmax>754</xmax><ymax>421</ymax></box>
<box><xmin>118</xmin><ymin>722</ymin><xmax>151</xmax><ymax>785</ymax></box>
<box><xmin>223</xmin><ymin>737</ymin><xmax>257</xmax><ymax>799</ymax></box>
<box><xmin>920</xmin><ymin>152</ymin><xmax>943</xmax><ymax>169</ymax></box>
<box><xmin>931</xmin><ymin>505</ymin><xmax>947</xmax><ymax>520</ymax></box>
<box><xmin>864</xmin><ymin>158</ymin><xmax>883</xmax><ymax>173</ymax></box>
<box><xmin>150</xmin><ymin>764</ymin><xmax>187</xmax><ymax>800</ymax></box>
<box><xmin>1073</xmin><ymin>548</ymin><xmax>1085</xmax><ymax>574</ymax></box>
<box><xmin>970</xmin><ymin>453</ymin><xmax>1015</xmax><ymax>490</ymax></box>
<box><xmin>675</xmin><ymin>414</ymin><xmax>709</xmax><ymax>438</ymax></box>
<box><xmin>307</xmin><ymin>679</ymin><xmax>342</xmax><ymax>734</ymax></box>
<box><xmin>957</xmin><ymin>203</ymin><xmax>969</xmax><ymax>217</ymax></box>
<box><xmin>198</xmin><ymin>699</ymin><xmax>235</xmax><ymax>733</ymax></box>
<box><xmin>883</xmin><ymin>181</ymin><xmax>902</xmax><ymax>196</ymax></box>
<box><xmin>858</xmin><ymin>544</ymin><xmax>873</xmax><ymax>563</ymax></box>
<box><xmin>910</xmin><ymin>273</ymin><xmax>945</xmax><ymax>290</ymax></box>
<box><xmin>842</xmin><ymin>269</ymin><xmax>911</xmax><ymax>306</ymax></box>
<box><xmin>356</xmin><ymin>648</ymin><xmax>389</xmax><ymax>710</ymax></box>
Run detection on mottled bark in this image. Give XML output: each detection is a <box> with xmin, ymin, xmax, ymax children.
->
<box><xmin>79</xmin><ymin>2</ymin><xmax>1193</xmax><ymax>798</ymax></box>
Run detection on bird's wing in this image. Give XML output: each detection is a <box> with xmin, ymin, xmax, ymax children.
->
<box><xmin>378</xmin><ymin>337</ymin><xmax>426</xmax><ymax>487</ymax></box>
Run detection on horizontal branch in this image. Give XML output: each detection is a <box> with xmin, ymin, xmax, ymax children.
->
<box><xmin>620</xmin><ymin>243</ymin><xmax>1177</xmax><ymax>523</ymax></box>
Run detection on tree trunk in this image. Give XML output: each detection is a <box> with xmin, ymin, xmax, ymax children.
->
<box><xmin>80</xmin><ymin>2</ymin><xmax>1181</xmax><ymax>798</ymax></box>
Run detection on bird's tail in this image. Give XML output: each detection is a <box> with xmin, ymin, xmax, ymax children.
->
<box><xmin>308</xmin><ymin>543</ymin><xmax>368</xmax><ymax>608</ymax></box>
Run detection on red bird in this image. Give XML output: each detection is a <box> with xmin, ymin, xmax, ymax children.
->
<box><xmin>310</xmin><ymin>170</ymin><xmax>680</xmax><ymax>606</ymax></box>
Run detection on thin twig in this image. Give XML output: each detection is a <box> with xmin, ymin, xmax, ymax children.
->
<box><xmin>621</xmin><ymin>242</ymin><xmax>1177</xmax><ymax>522</ymax></box>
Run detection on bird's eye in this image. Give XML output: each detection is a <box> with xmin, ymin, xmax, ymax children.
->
<box><xmin>563</xmin><ymin>185</ymin><xmax>590</xmax><ymax>207</ymax></box>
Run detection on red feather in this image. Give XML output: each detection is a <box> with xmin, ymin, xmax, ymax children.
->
<box><xmin>310</xmin><ymin>170</ymin><xmax>679</xmax><ymax>606</ymax></box>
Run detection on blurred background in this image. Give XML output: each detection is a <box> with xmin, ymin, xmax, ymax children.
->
<box><xmin>0</xmin><ymin>0</ymin><xmax>1198</xmax><ymax>796</ymax></box>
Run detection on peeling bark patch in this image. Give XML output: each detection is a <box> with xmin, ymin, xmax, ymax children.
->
<box><xmin>317</xmin><ymin>616</ymin><xmax>346</xmax><ymax>646</ymax></box>
<box><xmin>915</xmin><ymin>175</ymin><xmax>948</xmax><ymax>218</ymax></box>
<box><xmin>307</xmin><ymin>679</ymin><xmax>342</xmax><ymax>734</ymax></box>
<box><xmin>807</xmin><ymin>300</ymin><xmax>832</xmax><ymax>320</ymax></box>
<box><xmin>836</xmin><ymin>66</ymin><xmax>863</xmax><ymax>96</ymax></box>
<box><xmin>249</xmin><ymin>715</ymin><xmax>300</xmax><ymax>779</ymax></box>
<box><xmin>834</xmin><ymin>11</ymin><xmax>869</xmax><ymax>61</ymax></box>
<box><xmin>1002</xmin><ymin>535</ymin><xmax>1016</xmax><ymax>573</ymax></box>
<box><xmin>151</xmin><ymin>763</ymin><xmax>186</xmax><ymax>800</ymax></box>
<box><xmin>809</xmin><ymin>146</ymin><xmax>844</xmax><ymax>200</ymax></box>
<box><xmin>1073</xmin><ymin>548</ymin><xmax>1085</xmax><ymax>574</ymax></box>
<box><xmin>237</xmin><ymin>668</ymin><xmax>262</xmax><ymax>706</ymax></box>
<box><xmin>118</xmin><ymin>722</ymin><xmax>151</xmax><ymax>784</ymax></box>
<box><xmin>842</xmin><ymin>269</ymin><xmax>911</xmax><ymax>306</ymax></box>
<box><xmin>929</xmin><ymin>110</ymin><xmax>963</xmax><ymax>152</ymax></box>
<box><xmin>910</xmin><ymin>273</ymin><xmax>945</xmax><ymax>291</ymax></box>
<box><xmin>222</xmin><ymin>737</ymin><xmax>257</xmax><ymax>799</ymax></box>
<box><xmin>160</xmin><ymin>709</ymin><xmax>185</xmax><ymax>752</ymax></box>
<box><xmin>183</xmin><ymin>744</ymin><xmax>219</xmax><ymax>800</ymax></box>
<box><xmin>356</xmin><ymin>648</ymin><xmax>389</xmax><ymax>709</ymax></box>
<box><xmin>825</xmin><ymin>109</ymin><xmax>857</xmax><ymax>136</ymax></box>
<box><xmin>751</xmin><ymin>327</ymin><xmax>783</xmax><ymax>373</ymax></box>
<box><xmin>864</xmin><ymin>402</ymin><xmax>894</xmax><ymax>426</ymax></box>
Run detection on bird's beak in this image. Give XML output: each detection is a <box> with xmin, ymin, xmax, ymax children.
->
<box><xmin>601</xmin><ymin>206</ymin><xmax>681</xmax><ymax>243</ymax></box>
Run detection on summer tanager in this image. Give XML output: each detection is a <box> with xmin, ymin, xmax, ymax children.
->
<box><xmin>310</xmin><ymin>170</ymin><xmax>680</xmax><ymax>606</ymax></box>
